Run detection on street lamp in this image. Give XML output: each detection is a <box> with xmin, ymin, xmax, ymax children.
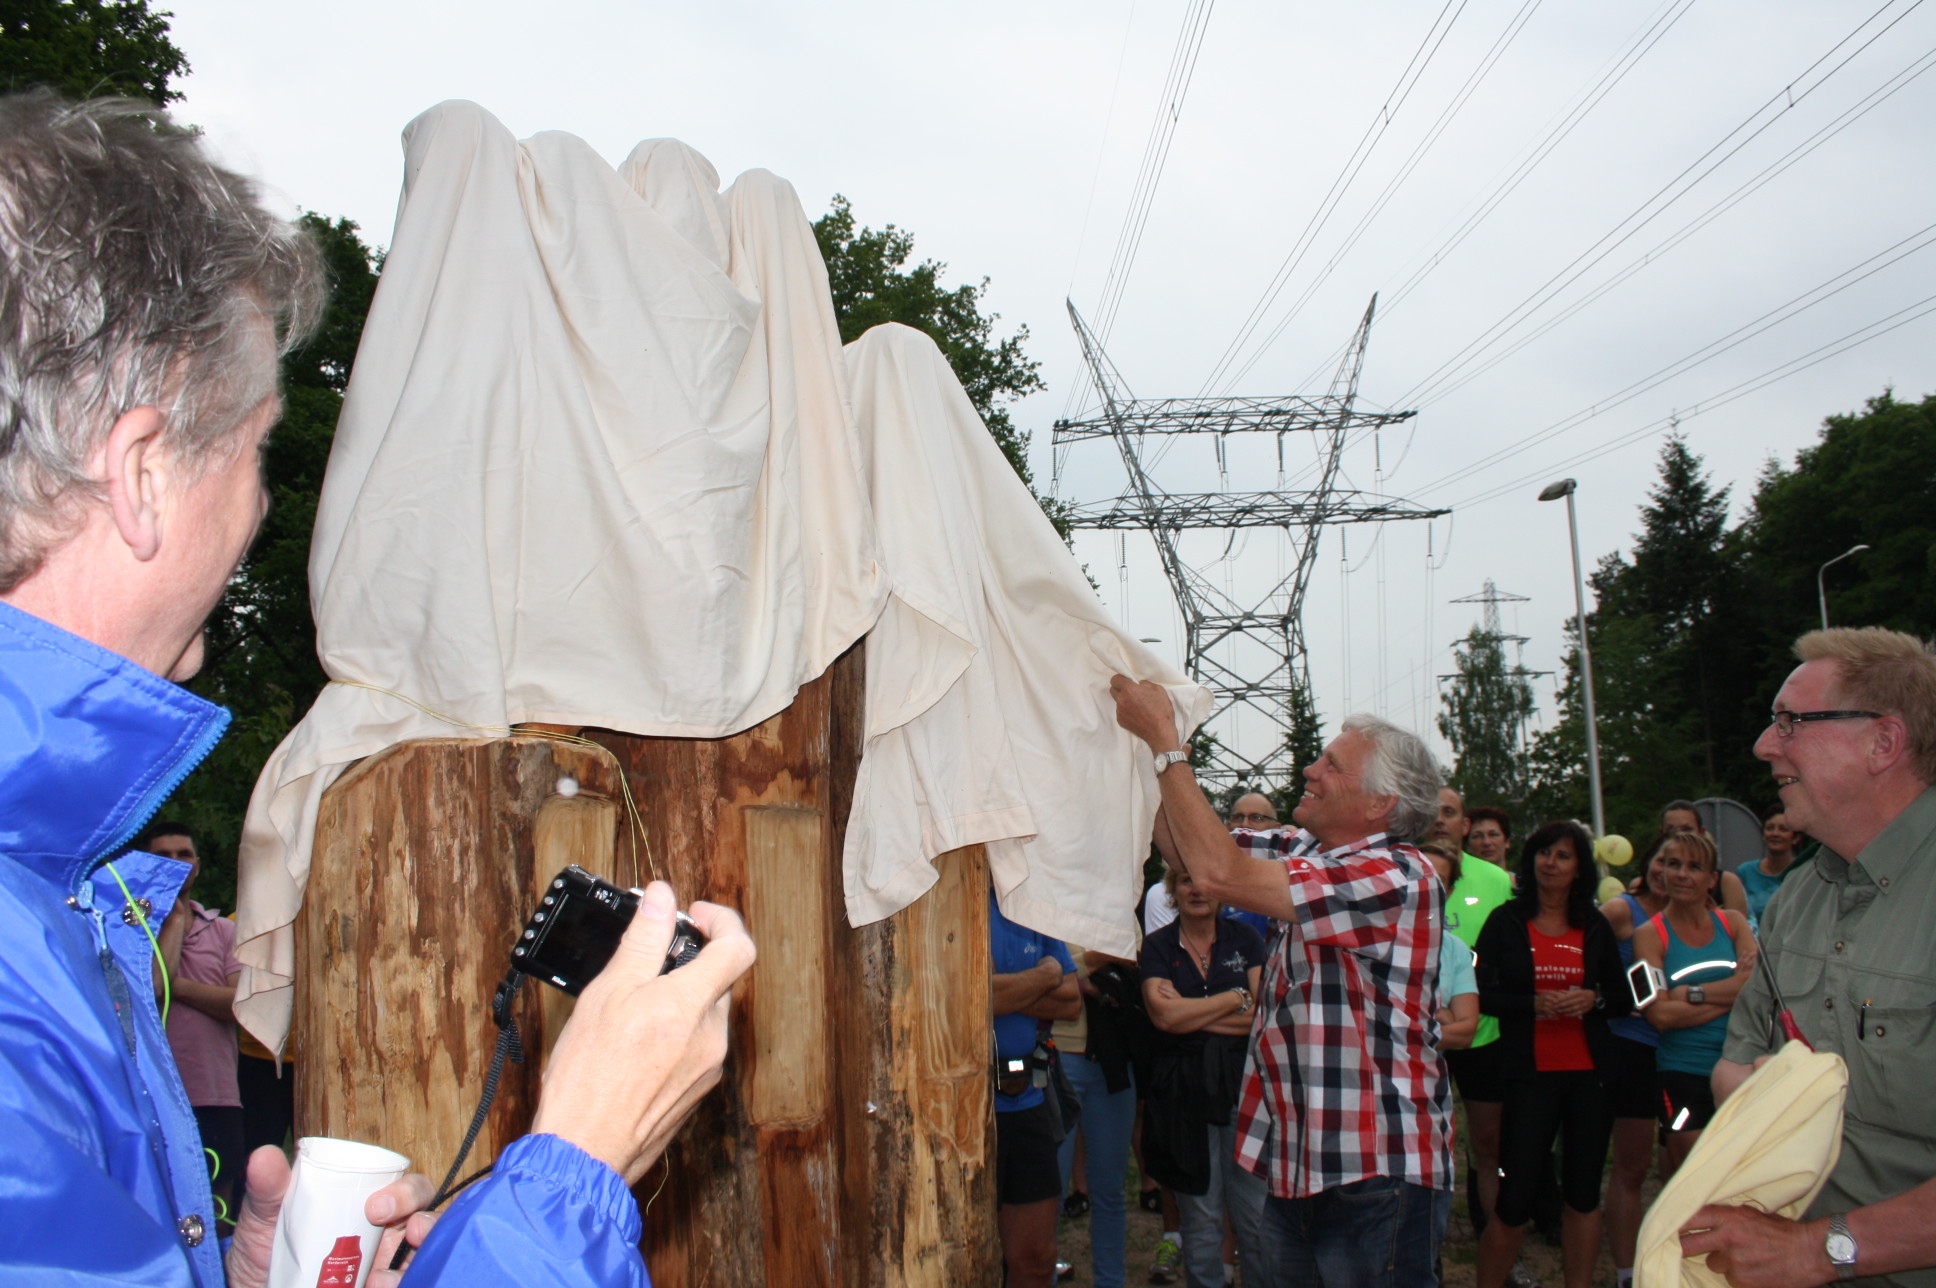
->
<box><xmin>1816</xmin><ymin>544</ymin><xmax>1870</xmax><ymax>630</ymax></box>
<box><xmin>1538</xmin><ymin>478</ymin><xmax>1606</xmax><ymax>838</ymax></box>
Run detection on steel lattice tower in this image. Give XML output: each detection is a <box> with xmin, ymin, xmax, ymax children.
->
<box><xmin>1054</xmin><ymin>294</ymin><xmax>1447</xmax><ymax>789</ymax></box>
<box><xmin>1441</xmin><ymin>579</ymin><xmax>1550</xmax><ymax>764</ymax></box>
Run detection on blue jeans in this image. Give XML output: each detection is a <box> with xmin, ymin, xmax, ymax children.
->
<box><xmin>1259</xmin><ymin>1176</ymin><xmax>1442</xmax><ymax>1288</ymax></box>
<box><xmin>1055</xmin><ymin>1054</ymin><xmax>1135</xmax><ymax>1288</ymax></box>
<box><xmin>1174</xmin><ymin>1120</ymin><xmax>1270</xmax><ymax>1288</ymax></box>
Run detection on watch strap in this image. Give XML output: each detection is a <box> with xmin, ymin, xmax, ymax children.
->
<box><xmin>1153</xmin><ymin>748</ymin><xmax>1189</xmax><ymax>775</ymax></box>
<box><xmin>1827</xmin><ymin>1213</ymin><xmax>1858</xmax><ymax>1281</ymax></box>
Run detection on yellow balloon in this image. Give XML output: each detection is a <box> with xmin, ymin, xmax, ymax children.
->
<box><xmin>1596</xmin><ymin>833</ymin><xmax>1634</xmax><ymax>868</ymax></box>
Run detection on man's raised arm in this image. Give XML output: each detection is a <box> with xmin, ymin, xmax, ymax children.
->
<box><xmin>1110</xmin><ymin>676</ymin><xmax>1294</xmax><ymax>921</ymax></box>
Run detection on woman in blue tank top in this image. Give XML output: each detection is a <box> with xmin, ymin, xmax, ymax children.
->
<box><xmin>1597</xmin><ymin>836</ymin><xmax>1670</xmax><ymax>1288</ymax></box>
<box><xmin>1631</xmin><ymin>831</ymin><xmax>1757</xmax><ymax>1173</ymax></box>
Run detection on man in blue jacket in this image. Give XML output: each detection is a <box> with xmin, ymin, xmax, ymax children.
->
<box><xmin>0</xmin><ymin>91</ymin><xmax>756</xmax><ymax>1286</ymax></box>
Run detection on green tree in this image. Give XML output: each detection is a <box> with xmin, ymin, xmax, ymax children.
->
<box><xmin>813</xmin><ymin>196</ymin><xmax>1063</xmax><ymax>529</ymax></box>
<box><xmin>1522</xmin><ymin>624</ymin><xmax>1589</xmax><ymax>827</ymax></box>
<box><xmin>1527</xmin><ymin>396</ymin><xmax>1936</xmax><ymax>836</ymax></box>
<box><xmin>1722</xmin><ymin>389</ymin><xmax>1936</xmax><ymax>806</ymax></box>
<box><xmin>0</xmin><ymin>0</ymin><xmax>189</xmax><ymax>104</ymax></box>
<box><xmin>1438</xmin><ymin>626</ymin><xmax>1535</xmax><ymax>807</ymax></box>
<box><xmin>1269</xmin><ymin>681</ymin><xmax>1325</xmax><ymax>817</ymax></box>
<box><xmin>1528</xmin><ymin>602</ymin><xmax>1703</xmax><ymax>838</ymax></box>
<box><xmin>1525</xmin><ymin>438</ymin><xmax>1746</xmax><ymax>838</ymax></box>
<box><xmin>1742</xmin><ymin>391</ymin><xmax>1936</xmax><ymax>643</ymax></box>
<box><xmin>164</xmin><ymin>215</ymin><xmax>383</xmax><ymax>909</ymax></box>
<box><xmin>1601</xmin><ymin>434</ymin><xmax>1751</xmax><ymax>789</ymax></box>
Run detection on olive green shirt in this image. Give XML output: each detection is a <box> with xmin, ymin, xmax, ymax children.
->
<box><xmin>1723</xmin><ymin>787</ymin><xmax>1936</xmax><ymax>1288</ymax></box>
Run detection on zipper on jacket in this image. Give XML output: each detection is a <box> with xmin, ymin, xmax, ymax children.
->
<box><xmin>78</xmin><ymin>703</ymin><xmax>229</xmax><ymax>887</ymax></box>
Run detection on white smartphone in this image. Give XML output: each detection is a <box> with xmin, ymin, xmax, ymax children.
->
<box><xmin>1628</xmin><ymin>959</ymin><xmax>1666</xmax><ymax>1010</ymax></box>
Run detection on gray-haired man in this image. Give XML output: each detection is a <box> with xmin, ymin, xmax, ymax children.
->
<box><xmin>1110</xmin><ymin>676</ymin><xmax>1450</xmax><ymax>1288</ymax></box>
<box><xmin>1683</xmin><ymin>628</ymin><xmax>1936</xmax><ymax>1288</ymax></box>
<box><xmin>0</xmin><ymin>93</ymin><xmax>753</xmax><ymax>1287</ymax></box>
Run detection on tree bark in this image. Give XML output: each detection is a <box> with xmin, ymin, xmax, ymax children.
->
<box><xmin>297</xmin><ymin>644</ymin><xmax>999</xmax><ymax>1286</ymax></box>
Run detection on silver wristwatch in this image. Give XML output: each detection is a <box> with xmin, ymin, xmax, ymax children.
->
<box><xmin>1826</xmin><ymin>1213</ymin><xmax>1858</xmax><ymax>1281</ymax></box>
<box><xmin>1153</xmin><ymin>748</ymin><xmax>1189</xmax><ymax>775</ymax></box>
<box><xmin>1687</xmin><ymin>984</ymin><xmax>1707</xmax><ymax>1006</ymax></box>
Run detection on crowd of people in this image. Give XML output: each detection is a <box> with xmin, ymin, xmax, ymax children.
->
<box><xmin>5</xmin><ymin>88</ymin><xmax>1936</xmax><ymax>1288</ymax></box>
<box><xmin>995</xmin><ymin>641</ymin><xmax>1936</xmax><ymax>1288</ymax></box>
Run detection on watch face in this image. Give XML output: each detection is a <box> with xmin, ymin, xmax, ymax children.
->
<box><xmin>1827</xmin><ymin>1233</ymin><xmax>1857</xmax><ymax>1265</ymax></box>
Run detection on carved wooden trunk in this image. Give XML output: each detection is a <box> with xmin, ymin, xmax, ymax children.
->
<box><xmin>296</xmin><ymin>646</ymin><xmax>999</xmax><ymax>1285</ymax></box>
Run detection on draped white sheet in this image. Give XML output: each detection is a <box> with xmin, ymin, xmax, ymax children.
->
<box><xmin>233</xmin><ymin>101</ymin><xmax>886</xmax><ymax>1047</ymax></box>
<box><xmin>232</xmin><ymin>102</ymin><xmax>1206</xmax><ymax>1049</ymax></box>
<box><xmin>842</xmin><ymin>325</ymin><xmax>1209</xmax><ymax>959</ymax></box>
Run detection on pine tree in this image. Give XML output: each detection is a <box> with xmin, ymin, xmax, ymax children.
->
<box><xmin>1438</xmin><ymin>626</ymin><xmax>1535</xmax><ymax>806</ymax></box>
<box><xmin>1525</xmin><ymin>436</ymin><xmax>1746</xmax><ymax>836</ymax></box>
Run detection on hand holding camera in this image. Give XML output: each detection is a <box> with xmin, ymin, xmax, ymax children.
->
<box><xmin>530</xmin><ymin>880</ymin><xmax>757</xmax><ymax>1185</ymax></box>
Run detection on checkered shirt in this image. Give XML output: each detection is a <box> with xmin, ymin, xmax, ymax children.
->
<box><xmin>1230</xmin><ymin>826</ymin><xmax>1452</xmax><ymax>1199</ymax></box>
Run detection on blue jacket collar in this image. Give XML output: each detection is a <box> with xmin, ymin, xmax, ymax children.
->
<box><xmin>0</xmin><ymin>600</ymin><xmax>228</xmax><ymax>892</ymax></box>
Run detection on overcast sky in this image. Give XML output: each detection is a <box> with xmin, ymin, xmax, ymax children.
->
<box><xmin>170</xmin><ymin>0</ymin><xmax>1936</xmax><ymax>773</ymax></box>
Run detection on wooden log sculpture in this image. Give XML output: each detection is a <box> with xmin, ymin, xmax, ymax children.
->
<box><xmin>296</xmin><ymin>647</ymin><xmax>1000</xmax><ymax>1285</ymax></box>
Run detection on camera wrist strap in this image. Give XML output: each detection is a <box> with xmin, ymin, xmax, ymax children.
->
<box><xmin>389</xmin><ymin>969</ymin><xmax>527</xmax><ymax>1270</ymax></box>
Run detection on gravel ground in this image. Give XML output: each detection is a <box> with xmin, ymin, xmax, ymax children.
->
<box><xmin>1055</xmin><ymin>1183</ymin><xmax>1599</xmax><ymax>1287</ymax></box>
<box><xmin>1054</xmin><ymin>1118</ymin><xmax>1665</xmax><ymax>1288</ymax></box>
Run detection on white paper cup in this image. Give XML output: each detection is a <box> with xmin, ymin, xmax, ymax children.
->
<box><xmin>267</xmin><ymin>1137</ymin><xmax>410</xmax><ymax>1288</ymax></box>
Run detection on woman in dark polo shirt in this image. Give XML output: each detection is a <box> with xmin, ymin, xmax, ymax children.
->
<box><xmin>1139</xmin><ymin>862</ymin><xmax>1267</xmax><ymax>1288</ymax></box>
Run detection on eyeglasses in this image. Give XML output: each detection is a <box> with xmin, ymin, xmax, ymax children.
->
<box><xmin>1769</xmin><ymin>709</ymin><xmax>1882</xmax><ymax>738</ymax></box>
<box><xmin>1229</xmin><ymin>811</ymin><xmax>1278</xmax><ymax>826</ymax></box>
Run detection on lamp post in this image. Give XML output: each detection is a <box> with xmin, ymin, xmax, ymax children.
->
<box><xmin>1816</xmin><ymin>544</ymin><xmax>1870</xmax><ymax>629</ymax></box>
<box><xmin>1539</xmin><ymin>478</ymin><xmax>1606</xmax><ymax>838</ymax></box>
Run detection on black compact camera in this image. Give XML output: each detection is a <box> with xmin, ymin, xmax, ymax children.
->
<box><xmin>511</xmin><ymin>865</ymin><xmax>706</xmax><ymax>995</ymax></box>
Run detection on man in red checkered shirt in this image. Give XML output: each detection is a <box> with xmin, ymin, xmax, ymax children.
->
<box><xmin>1111</xmin><ymin>677</ymin><xmax>1452</xmax><ymax>1287</ymax></box>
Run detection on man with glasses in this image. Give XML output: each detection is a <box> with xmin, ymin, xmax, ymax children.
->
<box><xmin>1681</xmin><ymin>628</ymin><xmax>1936</xmax><ymax>1288</ymax></box>
<box><xmin>1229</xmin><ymin>794</ymin><xmax>1280</xmax><ymax>830</ymax></box>
<box><xmin>1426</xmin><ymin>788</ymin><xmax>1520</xmax><ymax>1266</ymax></box>
<box><xmin>1144</xmin><ymin>793</ymin><xmax>1281</xmax><ymax>934</ymax></box>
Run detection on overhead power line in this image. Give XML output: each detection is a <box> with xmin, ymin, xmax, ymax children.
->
<box><xmin>1257</xmin><ymin>0</ymin><xmax>1702</xmax><ymax>497</ymax></box>
<box><xmin>1449</xmin><ymin>290</ymin><xmax>1936</xmax><ymax>510</ymax></box>
<box><xmin>1092</xmin><ymin>0</ymin><xmax>1217</xmax><ymax>343</ymax></box>
<box><xmin>1199</xmin><ymin>0</ymin><xmax>1472</xmax><ymax>395</ymax></box>
<box><xmin>1273</xmin><ymin>0</ymin><xmax>1926</xmax><ymax>500</ymax></box>
<box><xmin>1283</xmin><ymin>0</ymin><xmax>1704</xmax><ymax>396</ymax></box>
<box><xmin>1054</xmin><ymin>4</ymin><xmax>1144</xmax><ymax>453</ymax></box>
<box><xmin>1206</xmin><ymin>0</ymin><xmax>1544</xmax><ymax>396</ymax></box>
<box><xmin>1394</xmin><ymin>0</ymin><xmax>1930</xmax><ymax>409</ymax></box>
<box><xmin>1410</xmin><ymin>219</ymin><xmax>1936</xmax><ymax>498</ymax></box>
<box><xmin>1410</xmin><ymin>36</ymin><xmax>1936</xmax><ymax>411</ymax></box>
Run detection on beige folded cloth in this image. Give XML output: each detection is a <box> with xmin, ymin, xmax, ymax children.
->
<box><xmin>1637</xmin><ymin>1041</ymin><xmax>1848</xmax><ymax>1287</ymax></box>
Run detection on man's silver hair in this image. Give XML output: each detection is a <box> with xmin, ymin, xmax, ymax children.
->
<box><xmin>1339</xmin><ymin>713</ymin><xmax>1444</xmax><ymax>841</ymax></box>
<box><xmin>0</xmin><ymin>92</ymin><xmax>325</xmax><ymax>590</ymax></box>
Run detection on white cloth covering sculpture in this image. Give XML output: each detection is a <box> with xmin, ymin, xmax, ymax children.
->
<box><xmin>841</xmin><ymin>324</ymin><xmax>1207</xmax><ymax>957</ymax></box>
<box><xmin>232</xmin><ymin>101</ymin><xmax>1204</xmax><ymax>1049</ymax></box>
